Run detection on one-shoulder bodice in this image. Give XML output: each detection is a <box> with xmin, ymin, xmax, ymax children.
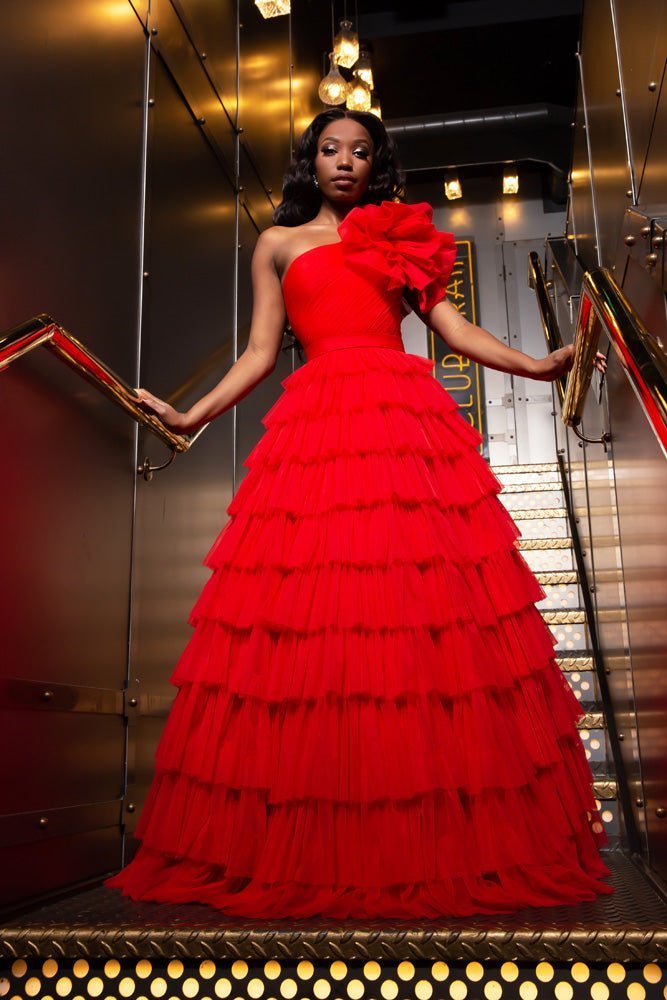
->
<box><xmin>281</xmin><ymin>200</ymin><xmax>457</xmax><ymax>361</ymax></box>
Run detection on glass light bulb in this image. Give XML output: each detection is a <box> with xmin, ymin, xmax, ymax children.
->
<box><xmin>254</xmin><ymin>0</ymin><xmax>290</xmax><ymax>16</ymax></box>
<box><xmin>345</xmin><ymin>77</ymin><xmax>371</xmax><ymax>112</ymax></box>
<box><xmin>353</xmin><ymin>50</ymin><xmax>373</xmax><ymax>89</ymax></box>
<box><xmin>444</xmin><ymin>176</ymin><xmax>462</xmax><ymax>200</ymax></box>
<box><xmin>318</xmin><ymin>52</ymin><xmax>349</xmax><ymax>105</ymax></box>
<box><xmin>503</xmin><ymin>171</ymin><xmax>519</xmax><ymax>194</ymax></box>
<box><xmin>333</xmin><ymin>19</ymin><xmax>359</xmax><ymax>70</ymax></box>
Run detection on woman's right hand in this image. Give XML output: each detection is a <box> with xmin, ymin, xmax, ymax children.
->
<box><xmin>134</xmin><ymin>388</ymin><xmax>192</xmax><ymax>433</ymax></box>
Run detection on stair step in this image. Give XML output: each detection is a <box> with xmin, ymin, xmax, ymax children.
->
<box><xmin>501</xmin><ymin>481</ymin><xmax>564</xmax><ymax>493</ymax></box>
<box><xmin>518</xmin><ymin>537</ymin><xmax>572</xmax><ymax>549</ymax></box>
<box><xmin>557</xmin><ymin>654</ymin><xmax>595</xmax><ymax>671</ymax></box>
<box><xmin>535</xmin><ymin>571</ymin><xmax>579</xmax><ymax>585</ymax></box>
<box><xmin>541</xmin><ymin>609</ymin><xmax>587</xmax><ymax>624</ymax></box>
<box><xmin>510</xmin><ymin>507</ymin><xmax>568</xmax><ymax>520</ymax></box>
<box><xmin>578</xmin><ymin>711</ymin><xmax>605</xmax><ymax>729</ymax></box>
<box><xmin>492</xmin><ymin>462</ymin><xmax>560</xmax><ymax>474</ymax></box>
<box><xmin>2</xmin><ymin>850</ymin><xmax>666</xmax><ymax>964</ymax></box>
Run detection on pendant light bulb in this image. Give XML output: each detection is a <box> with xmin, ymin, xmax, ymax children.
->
<box><xmin>503</xmin><ymin>169</ymin><xmax>519</xmax><ymax>194</ymax></box>
<box><xmin>369</xmin><ymin>91</ymin><xmax>382</xmax><ymax>118</ymax></box>
<box><xmin>333</xmin><ymin>18</ymin><xmax>359</xmax><ymax>69</ymax></box>
<box><xmin>353</xmin><ymin>49</ymin><xmax>374</xmax><ymax>90</ymax></box>
<box><xmin>444</xmin><ymin>174</ymin><xmax>462</xmax><ymax>200</ymax></box>
<box><xmin>318</xmin><ymin>52</ymin><xmax>350</xmax><ymax>105</ymax></box>
<box><xmin>345</xmin><ymin>76</ymin><xmax>371</xmax><ymax>112</ymax></box>
<box><xmin>254</xmin><ymin>0</ymin><xmax>290</xmax><ymax>17</ymax></box>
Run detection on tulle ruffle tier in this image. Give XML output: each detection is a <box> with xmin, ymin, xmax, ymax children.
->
<box><xmin>104</xmin><ymin>346</ymin><xmax>614</xmax><ymax>918</ymax></box>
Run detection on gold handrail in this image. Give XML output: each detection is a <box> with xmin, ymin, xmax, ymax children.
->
<box><xmin>563</xmin><ymin>269</ymin><xmax>667</xmax><ymax>457</ymax></box>
<box><xmin>527</xmin><ymin>251</ymin><xmax>567</xmax><ymax>407</ymax></box>
<box><xmin>0</xmin><ymin>314</ymin><xmax>198</xmax><ymax>456</ymax></box>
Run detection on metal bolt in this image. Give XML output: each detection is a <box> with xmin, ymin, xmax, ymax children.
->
<box><xmin>238</xmin><ymin>126</ymin><xmax>244</xmax><ymax>133</ymax></box>
<box><xmin>624</xmin><ymin>235</ymin><xmax>636</xmax><ymax>246</ymax></box>
<box><xmin>128</xmin><ymin>697</ymin><xmax>138</xmax><ymax>707</ymax></box>
<box><xmin>42</xmin><ymin>690</ymin><xmax>54</xmax><ymax>701</ymax></box>
<box><xmin>647</xmin><ymin>252</ymin><xmax>658</xmax><ymax>265</ymax></box>
<box><xmin>636</xmin><ymin>799</ymin><xmax>644</xmax><ymax>807</ymax></box>
<box><xmin>625</xmin><ymin>189</ymin><xmax>633</xmax><ymax>197</ymax></box>
<box><xmin>127</xmin><ymin>802</ymin><xmax>136</xmax><ymax>813</ymax></box>
<box><xmin>652</xmin><ymin>235</ymin><xmax>664</xmax><ymax>247</ymax></box>
<box><xmin>649</xmin><ymin>81</ymin><xmax>657</xmax><ymax>91</ymax></box>
<box><xmin>143</xmin><ymin>271</ymin><xmax>149</xmax><ymax>278</ymax></box>
<box><xmin>615</xmin><ymin>88</ymin><xmax>621</xmax><ymax>96</ymax></box>
<box><xmin>656</xmin><ymin>807</ymin><xmax>666</xmax><ymax>818</ymax></box>
<box><xmin>201</xmin><ymin>52</ymin><xmax>207</xmax><ymax>60</ymax></box>
<box><xmin>197</xmin><ymin>116</ymin><xmax>206</xmax><ymax>124</ymax></box>
<box><xmin>590</xmin><ymin>585</ymin><xmax>596</xmax><ymax>593</ymax></box>
<box><xmin>148</xmin><ymin>98</ymin><xmax>155</xmax><ymax>107</ymax></box>
<box><xmin>641</xmin><ymin>225</ymin><xmax>651</xmax><ymax>236</ymax></box>
<box><xmin>618</xmin><ymin>733</ymin><xmax>624</xmax><ymax>741</ymax></box>
<box><xmin>38</xmin><ymin>817</ymin><xmax>49</xmax><ymax>828</ymax></box>
<box><xmin>151</xmin><ymin>26</ymin><xmax>157</xmax><ymax>35</ymax></box>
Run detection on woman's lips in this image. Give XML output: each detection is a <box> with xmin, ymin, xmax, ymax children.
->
<box><xmin>333</xmin><ymin>177</ymin><xmax>355</xmax><ymax>187</ymax></box>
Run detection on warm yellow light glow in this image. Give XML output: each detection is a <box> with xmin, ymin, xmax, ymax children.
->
<box><xmin>318</xmin><ymin>52</ymin><xmax>349</xmax><ymax>105</ymax></box>
<box><xmin>503</xmin><ymin>170</ymin><xmax>519</xmax><ymax>194</ymax></box>
<box><xmin>254</xmin><ymin>0</ymin><xmax>290</xmax><ymax>17</ymax></box>
<box><xmin>444</xmin><ymin>175</ymin><xmax>462</xmax><ymax>200</ymax></box>
<box><xmin>333</xmin><ymin>19</ymin><xmax>359</xmax><ymax>69</ymax></box>
<box><xmin>369</xmin><ymin>92</ymin><xmax>382</xmax><ymax>118</ymax></box>
<box><xmin>353</xmin><ymin>50</ymin><xmax>374</xmax><ymax>89</ymax></box>
<box><xmin>346</xmin><ymin>77</ymin><xmax>371</xmax><ymax>111</ymax></box>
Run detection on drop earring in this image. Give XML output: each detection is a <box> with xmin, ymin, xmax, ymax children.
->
<box><xmin>313</xmin><ymin>175</ymin><xmax>319</xmax><ymax>188</ymax></box>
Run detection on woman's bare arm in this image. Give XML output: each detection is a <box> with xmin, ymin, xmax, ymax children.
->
<box><xmin>415</xmin><ymin>295</ymin><xmax>606</xmax><ymax>380</ymax></box>
<box><xmin>135</xmin><ymin>228</ymin><xmax>287</xmax><ymax>432</ymax></box>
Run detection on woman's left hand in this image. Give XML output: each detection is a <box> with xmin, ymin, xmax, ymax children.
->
<box><xmin>532</xmin><ymin>344</ymin><xmax>608</xmax><ymax>382</ymax></box>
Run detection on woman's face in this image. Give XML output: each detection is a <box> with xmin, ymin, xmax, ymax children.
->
<box><xmin>313</xmin><ymin>118</ymin><xmax>374</xmax><ymax>204</ymax></box>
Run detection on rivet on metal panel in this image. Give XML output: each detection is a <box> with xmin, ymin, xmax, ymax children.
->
<box><xmin>143</xmin><ymin>271</ymin><xmax>150</xmax><ymax>279</ymax></box>
<box><xmin>126</xmin><ymin>803</ymin><xmax>136</xmax><ymax>813</ymax></box>
<box><xmin>618</xmin><ymin>733</ymin><xmax>624</xmax><ymax>740</ymax></box>
<box><xmin>655</xmin><ymin>807</ymin><xmax>665</xmax><ymax>818</ymax></box>
<box><xmin>646</xmin><ymin>253</ymin><xmax>658</xmax><ymax>265</ymax></box>
<box><xmin>641</xmin><ymin>225</ymin><xmax>651</xmax><ymax>236</ymax></box>
<box><xmin>148</xmin><ymin>99</ymin><xmax>155</xmax><ymax>107</ymax></box>
<box><xmin>151</xmin><ymin>26</ymin><xmax>158</xmax><ymax>35</ymax></box>
<box><xmin>624</xmin><ymin>235</ymin><xmax>636</xmax><ymax>246</ymax></box>
<box><xmin>649</xmin><ymin>81</ymin><xmax>657</xmax><ymax>91</ymax></box>
<box><xmin>652</xmin><ymin>235</ymin><xmax>664</xmax><ymax>248</ymax></box>
<box><xmin>625</xmin><ymin>190</ymin><xmax>633</xmax><ymax>197</ymax></box>
<box><xmin>38</xmin><ymin>817</ymin><xmax>49</xmax><ymax>828</ymax></box>
<box><xmin>42</xmin><ymin>690</ymin><xmax>54</xmax><ymax>702</ymax></box>
<box><xmin>128</xmin><ymin>697</ymin><xmax>138</xmax><ymax>708</ymax></box>
<box><xmin>201</xmin><ymin>52</ymin><xmax>207</xmax><ymax>60</ymax></box>
<box><xmin>197</xmin><ymin>117</ymin><xmax>206</xmax><ymax>125</ymax></box>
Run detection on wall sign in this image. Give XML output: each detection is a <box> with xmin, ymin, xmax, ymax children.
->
<box><xmin>427</xmin><ymin>239</ymin><xmax>487</xmax><ymax>456</ymax></box>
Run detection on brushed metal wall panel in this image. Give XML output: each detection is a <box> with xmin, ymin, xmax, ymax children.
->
<box><xmin>151</xmin><ymin>0</ymin><xmax>237</xmax><ymax>188</ymax></box>
<box><xmin>578</xmin><ymin>0</ymin><xmax>631</xmax><ymax>268</ymax></box>
<box><xmin>614</xmin><ymin>0</ymin><xmax>667</xmax><ymax>195</ymax></box>
<box><xmin>638</xmin><ymin>74</ymin><xmax>667</xmax><ymax>206</ymax></box>
<box><xmin>2</xmin><ymin>829</ymin><xmax>119</xmax><ymax>910</ymax></box>
<box><xmin>127</xmin><ymin>52</ymin><xmax>240</xmax><ymax>851</ymax></box>
<box><xmin>173</xmin><ymin>0</ymin><xmax>238</xmax><ymax>124</ymax></box>
<box><xmin>569</xmin><ymin>73</ymin><xmax>598</xmax><ymax>269</ymax></box>
<box><xmin>238</xmin><ymin>3</ymin><xmax>291</xmax><ymax>201</ymax></box>
<box><xmin>0</xmin><ymin>711</ymin><xmax>124</xmax><ymax>814</ymax></box>
<box><xmin>0</xmin><ymin>0</ymin><xmax>145</xmax><ymax>905</ymax></box>
<box><xmin>606</xmin><ymin>348</ymin><xmax>666</xmax><ymax>875</ymax></box>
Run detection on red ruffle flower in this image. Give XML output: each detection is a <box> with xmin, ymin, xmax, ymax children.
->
<box><xmin>338</xmin><ymin>200</ymin><xmax>457</xmax><ymax>313</ymax></box>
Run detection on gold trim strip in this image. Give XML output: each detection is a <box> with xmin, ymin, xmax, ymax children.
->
<box><xmin>0</xmin><ymin>315</ymin><xmax>198</xmax><ymax>453</ymax></box>
<box><xmin>527</xmin><ymin>252</ymin><xmax>567</xmax><ymax>406</ymax></box>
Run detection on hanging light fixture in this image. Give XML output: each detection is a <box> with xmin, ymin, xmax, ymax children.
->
<box><xmin>333</xmin><ymin>18</ymin><xmax>359</xmax><ymax>69</ymax></box>
<box><xmin>369</xmin><ymin>91</ymin><xmax>382</xmax><ymax>118</ymax></box>
<box><xmin>444</xmin><ymin>173</ymin><xmax>462</xmax><ymax>200</ymax></box>
<box><xmin>503</xmin><ymin>169</ymin><xmax>519</xmax><ymax>194</ymax></box>
<box><xmin>346</xmin><ymin>76</ymin><xmax>371</xmax><ymax>111</ymax></box>
<box><xmin>318</xmin><ymin>52</ymin><xmax>350</xmax><ymax>105</ymax></box>
<box><xmin>254</xmin><ymin>0</ymin><xmax>290</xmax><ymax>17</ymax></box>
<box><xmin>353</xmin><ymin>48</ymin><xmax>373</xmax><ymax>89</ymax></box>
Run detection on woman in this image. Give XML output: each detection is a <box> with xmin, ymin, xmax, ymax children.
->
<box><xmin>104</xmin><ymin>108</ymin><xmax>612</xmax><ymax>919</ymax></box>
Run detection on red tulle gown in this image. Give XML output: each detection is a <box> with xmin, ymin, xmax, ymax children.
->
<box><xmin>104</xmin><ymin>200</ymin><xmax>614</xmax><ymax>918</ymax></box>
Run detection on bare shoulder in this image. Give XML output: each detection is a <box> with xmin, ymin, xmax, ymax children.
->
<box><xmin>255</xmin><ymin>222</ymin><xmax>321</xmax><ymax>277</ymax></box>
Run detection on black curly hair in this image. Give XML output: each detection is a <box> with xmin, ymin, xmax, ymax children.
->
<box><xmin>273</xmin><ymin>108</ymin><xmax>406</xmax><ymax>227</ymax></box>
<box><xmin>274</xmin><ymin>109</ymin><xmax>406</xmax><ymax>362</ymax></box>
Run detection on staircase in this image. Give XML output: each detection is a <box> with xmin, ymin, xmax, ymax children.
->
<box><xmin>2</xmin><ymin>464</ymin><xmax>666</xmax><ymax>1000</ymax></box>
